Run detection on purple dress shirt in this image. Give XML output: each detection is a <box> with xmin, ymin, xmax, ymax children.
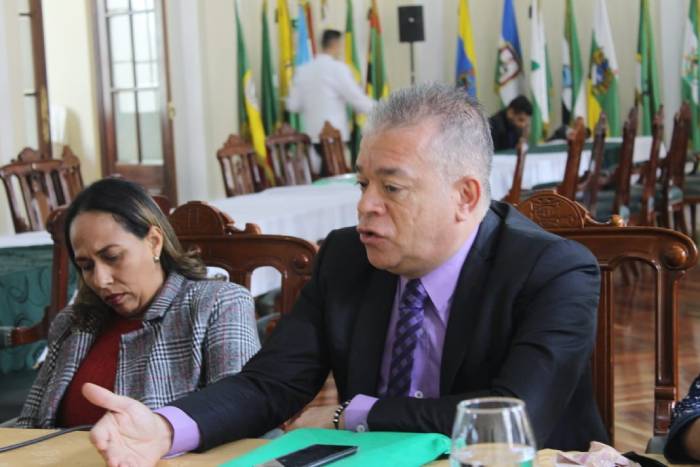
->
<box><xmin>158</xmin><ymin>228</ymin><xmax>478</xmax><ymax>455</ymax></box>
<box><xmin>344</xmin><ymin>229</ymin><xmax>478</xmax><ymax>431</ymax></box>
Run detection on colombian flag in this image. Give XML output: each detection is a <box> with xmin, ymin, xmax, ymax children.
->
<box><xmin>456</xmin><ymin>0</ymin><xmax>478</xmax><ymax>97</ymax></box>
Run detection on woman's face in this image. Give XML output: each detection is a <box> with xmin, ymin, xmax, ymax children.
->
<box><xmin>70</xmin><ymin>211</ymin><xmax>165</xmax><ymax>318</ymax></box>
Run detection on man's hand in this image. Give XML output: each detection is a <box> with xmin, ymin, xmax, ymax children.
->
<box><xmin>82</xmin><ymin>383</ymin><xmax>173</xmax><ymax>467</ymax></box>
<box><xmin>283</xmin><ymin>404</ymin><xmax>343</xmax><ymax>431</ymax></box>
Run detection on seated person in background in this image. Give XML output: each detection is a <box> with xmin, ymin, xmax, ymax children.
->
<box><xmin>287</xmin><ymin>29</ymin><xmax>374</xmax><ymax>175</ymax></box>
<box><xmin>16</xmin><ymin>178</ymin><xmax>260</xmax><ymax>428</ymax></box>
<box><xmin>82</xmin><ymin>83</ymin><xmax>606</xmax><ymax>466</ymax></box>
<box><xmin>664</xmin><ymin>375</ymin><xmax>700</xmax><ymax>462</ymax></box>
<box><xmin>489</xmin><ymin>94</ymin><xmax>532</xmax><ymax>150</ymax></box>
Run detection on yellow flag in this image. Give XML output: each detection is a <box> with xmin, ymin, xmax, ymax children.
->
<box><xmin>277</xmin><ymin>0</ymin><xmax>294</xmax><ymax>111</ymax></box>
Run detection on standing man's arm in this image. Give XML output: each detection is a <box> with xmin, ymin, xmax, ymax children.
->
<box><xmin>335</xmin><ymin>64</ymin><xmax>374</xmax><ymax>114</ymax></box>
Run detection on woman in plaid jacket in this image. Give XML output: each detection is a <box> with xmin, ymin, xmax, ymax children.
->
<box><xmin>16</xmin><ymin>178</ymin><xmax>260</xmax><ymax>428</ymax></box>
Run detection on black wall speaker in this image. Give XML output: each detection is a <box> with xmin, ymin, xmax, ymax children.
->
<box><xmin>398</xmin><ymin>5</ymin><xmax>424</xmax><ymax>43</ymax></box>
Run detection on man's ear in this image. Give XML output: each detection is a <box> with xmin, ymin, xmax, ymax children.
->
<box><xmin>146</xmin><ymin>226</ymin><xmax>164</xmax><ymax>259</ymax></box>
<box><xmin>455</xmin><ymin>176</ymin><xmax>481</xmax><ymax>221</ymax></box>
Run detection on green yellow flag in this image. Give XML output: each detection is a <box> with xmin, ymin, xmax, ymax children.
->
<box><xmin>587</xmin><ymin>0</ymin><xmax>620</xmax><ymax>136</ymax></box>
<box><xmin>366</xmin><ymin>0</ymin><xmax>389</xmax><ymax>100</ymax></box>
<box><xmin>635</xmin><ymin>0</ymin><xmax>661</xmax><ymax>135</ymax></box>
<box><xmin>682</xmin><ymin>0</ymin><xmax>700</xmax><ymax>151</ymax></box>
<box><xmin>261</xmin><ymin>0</ymin><xmax>278</xmax><ymax>136</ymax></box>
<box><xmin>236</xmin><ymin>2</ymin><xmax>275</xmax><ymax>185</ymax></box>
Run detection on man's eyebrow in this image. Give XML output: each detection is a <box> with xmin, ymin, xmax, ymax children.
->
<box><xmin>355</xmin><ymin>165</ymin><xmax>410</xmax><ymax>178</ymax></box>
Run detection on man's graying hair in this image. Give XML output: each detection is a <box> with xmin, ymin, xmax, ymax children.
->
<box><xmin>363</xmin><ymin>83</ymin><xmax>493</xmax><ymax>215</ymax></box>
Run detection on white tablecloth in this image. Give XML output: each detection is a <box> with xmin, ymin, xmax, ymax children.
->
<box><xmin>0</xmin><ymin>230</ymin><xmax>52</xmax><ymax>249</ymax></box>
<box><xmin>489</xmin><ymin>136</ymin><xmax>659</xmax><ymax>201</ymax></box>
<box><xmin>210</xmin><ymin>184</ymin><xmax>360</xmax><ymax>296</ymax></box>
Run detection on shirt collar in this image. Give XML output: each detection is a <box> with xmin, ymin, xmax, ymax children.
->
<box><xmin>400</xmin><ymin>226</ymin><xmax>480</xmax><ymax>325</ymax></box>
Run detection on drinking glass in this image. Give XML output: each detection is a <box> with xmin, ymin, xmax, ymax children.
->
<box><xmin>450</xmin><ymin>397</ymin><xmax>536</xmax><ymax>467</ymax></box>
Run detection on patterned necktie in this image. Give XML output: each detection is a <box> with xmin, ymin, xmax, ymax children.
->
<box><xmin>385</xmin><ymin>278</ymin><xmax>428</xmax><ymax>398</ymax></box>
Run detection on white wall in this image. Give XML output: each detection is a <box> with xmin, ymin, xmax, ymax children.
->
<box><xmin>42</xmin><ymin>0</ymin><xmax>101</xmax><ymax>184</ymax></box>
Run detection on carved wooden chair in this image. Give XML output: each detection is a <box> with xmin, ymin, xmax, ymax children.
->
<box><xmin>217</xmin><ymin>134</ymin><xmax>264</xmax><ymax>196</ymax></box>
<box><xmin>502</xmin><ymin>138</ymin><xmax>528</xmax><ymax>205</ymax></box>
<box><xmin>584</xmin><ymin>108</ymin><xmax>659</xmax><ymax>226</ymax></box>
<box><xmin>168</xmin><ymin>202</ymin><xmax>337</xmax><ymax>411</ymax></box>
<box><xmin>557</xmin><ymin>117</ymin><xmax>588</xmax><ymax>200</ymax></box>
<box><xmin>318</xmin><ymin>121</ymin><xmax>350</xmax><ymax>176</ymax></box>
<box><xmin>169</xmin><ymin>201</ymin><xmax>317</xmax><ymax>316</ymax></box>
<box><xmin>578</xmin><ymin>114</ymin><xmax>608</xmax><ymax>216</ymax></box>
<box><xmin>0</xmin><ymin>208</ymin><xmax>71</xmax><ymax>349</ymax></box>
<box><xmin>0</xmin><ymin>147</ymin><xmax>84</xmax><ymax>233</ymax></box>
<box><xmin>517</xmin><ymin>191</ymin><xmax>698</xmax><ymax>442</ymax></box>
<box><xmin>527</xmin><ymin>117</ymin><xmax>587</xmax><ymax>201</ymax></box>
<box><xmin>152</xmin><ymin>195</ymin><xmax>173</xmax><ymax>215</ymax></box>
<box><xmin>657</xmin><ymin>103</ymin><xmax>690</xmax><ymax>233</ymax></box>
<box><xmin>266</xmin><ymin>124</ymin><xmax>314</xmax><ymax>186</ymax></box>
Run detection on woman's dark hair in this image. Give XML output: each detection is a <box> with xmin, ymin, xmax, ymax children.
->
<box><xmin>65</xmin><ymin>178</ymin><xmax>206</xmax><ymax>324</ymax></box>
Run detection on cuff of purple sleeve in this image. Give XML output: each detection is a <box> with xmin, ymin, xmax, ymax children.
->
<box><xmin>154</xmin><ymin>405</ymin><xmax>201</xmax><ymax>458</ymax></box>
<box><xmin>343</xmin><ymin>394</ymin><xmax>378</xmax><ymax>432</ymax></box>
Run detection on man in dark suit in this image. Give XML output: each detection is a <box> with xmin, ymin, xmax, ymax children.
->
<box><xmin>83</xmin><ymin>84</ymin><xmax>607</xmax><ymax>466</ymax></box>
<box><xmin>489</xmin><ymin>95</ymin><xmax>532</xmax><ymax>150</ymax></box>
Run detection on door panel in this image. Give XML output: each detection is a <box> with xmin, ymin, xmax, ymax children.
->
<box><xmin>95</xmin><ymin>0</ymin><xmax>176</xmax><ymax>202</ymax></box>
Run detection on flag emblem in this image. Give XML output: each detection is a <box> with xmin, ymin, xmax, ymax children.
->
<box><xmin>590</xmin><ymin>48</ymin><xmax>614</xmax><ymax>96</ymax></box>
<box><xmin>497</xmin><ymin>44</ymin><xmax>522</xmax><ymax>87</ymax></box>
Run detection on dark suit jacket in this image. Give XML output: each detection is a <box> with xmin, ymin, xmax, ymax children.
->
<box><xmin>172</xmin><ymin>202</ymin><xmax>608</xmax><ymax>451</ymax></box>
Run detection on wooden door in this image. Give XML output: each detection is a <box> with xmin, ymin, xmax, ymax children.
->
<box><xmin>94</xmin><ymin>0</ymin><xmax>176</xmax><ymax>202</ymax></box>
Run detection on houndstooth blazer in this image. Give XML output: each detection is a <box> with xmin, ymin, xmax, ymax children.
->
<box><xmin>16</xmin><ymin>273</ymin><xmax>260</xmax><ymax>428</ymax></box>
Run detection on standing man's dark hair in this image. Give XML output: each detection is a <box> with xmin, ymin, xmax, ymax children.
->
<box><xmin>321</xmin><ymin>29</ymin><xmax>342</xmax><ymax>49</ymax></box>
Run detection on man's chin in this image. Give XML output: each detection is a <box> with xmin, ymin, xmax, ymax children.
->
<box><xmin>365</xmin><ymin>250</ymin><xmax>400</xmax><ymax>273</ymax></box>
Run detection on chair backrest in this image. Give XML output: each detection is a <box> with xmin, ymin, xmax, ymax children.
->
<box><xmin>216</xmin><ymin>134</ymin><xmax>261</xmax><ymax>197</ymax></box>
<box><xmin>636</xmin><ymin>106</ymin><xmax>666</xmax><ymax>226</ymax></box>
<box><xmin>0</xmin><ymin>147</ymin><xmax>84</xmax><ymax>233</ymax></box>
<box><xmin>0</xmin><ymin>207</ymin><xmax>71</xmax><ymax>348</ymax></box>
<box><xmin>266</xmin><ymin>123</ymin><xmax>313</xmax><ymax>186</ymax></box>
<box><xmin>660</xmin><ymin>103</ymin><xmax>691</xmax><ymax>196</ymax></box>
<box><xmin>580</xmin><ymin>113</ymin><xmax>608</xmax><ymax>215</ymax></box>
<box><xmin>169</xmin><ymin>201</ymin><xmax>317</xmax><ymax>315</ymax></box>
<box><xmin>319</xmin><ymin>121</ymin><xmax>350</xmax><ymax>176</ymax></box>
<box><xmin>558</xmin><ymin>117</ymin><xmax>587</xmax><ymax>200</ymax></box>
<box><xmin>613</xmin><ymin>107</ymin><xmax>639</xmax><ymax>215</ymax></box>
<box><xmin>152</xmin><ymin>195</ymin><xmax>173</xmax><ymax>215</ymax></box>
<box><xmin>517</xmin><ymin>191</ymin><xmax>698</xmax><ymax>441</ymax></box>
<box><xmin>503</xmin><ymin>137</ymin><xmax>528</xmax><ymax>204</ymax></box>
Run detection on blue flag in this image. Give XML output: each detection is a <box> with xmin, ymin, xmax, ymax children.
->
<box><xmin>295</xmin><ymin>4</ymin><xmax>312</xmax><ymax>66</ymax></box>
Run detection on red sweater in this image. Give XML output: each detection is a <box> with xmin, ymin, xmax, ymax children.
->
<box><xmin>56</xmin><ymin>315</ymin><xmax>142</xmax><ymax>427</ymax></box>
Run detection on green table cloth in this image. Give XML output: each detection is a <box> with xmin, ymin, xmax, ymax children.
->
<box><xmin>0</xmin><ymin>245</ymin><xmax>76</xmax><ymax>373</ymax></box>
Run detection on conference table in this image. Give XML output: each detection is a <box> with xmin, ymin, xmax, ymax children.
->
<box><xmin>0</xmin><ymin>428</ymin><xmax>686</xmax><ymax>466</ymax></box>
